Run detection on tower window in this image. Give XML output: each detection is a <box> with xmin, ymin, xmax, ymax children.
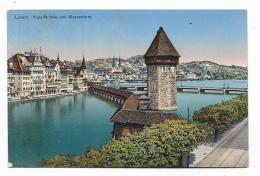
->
<box><xmin>162</xmin><ymin>66</ymin><xmax>166</xmax><ymax>72</ymax></box>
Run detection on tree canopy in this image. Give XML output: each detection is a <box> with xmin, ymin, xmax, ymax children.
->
<box><xmin>193</xmin><ymin>94</ymin><xmax>248</xmax><ymax>131</ymax></box>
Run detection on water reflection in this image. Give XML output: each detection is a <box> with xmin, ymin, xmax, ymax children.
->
<box><xmin>8</xmin><ymin>93</ymin><xmax>121</xmax><ymax>167</ymax></box>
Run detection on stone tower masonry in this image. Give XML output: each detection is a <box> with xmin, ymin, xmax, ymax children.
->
<box><xmin>144</xmin><ymin>27</ymin><xmax>180</xmax><ymax>110</ymax></box>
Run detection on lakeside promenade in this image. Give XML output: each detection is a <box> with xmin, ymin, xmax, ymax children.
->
<box><xmin>195</xmin><ymin>118</ymin><xmax>248</xmax><ymax>167</ymax></box>
<box><xmin>8</xmin><ymin>90</ymin><xmax>88</xmax><ymax>103</ymax></box>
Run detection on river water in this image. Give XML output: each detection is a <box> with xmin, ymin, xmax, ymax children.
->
<box><xmin>8</xmin><ymin>80</ymin><xmax>247</xmax><ymax>167</ymax></box>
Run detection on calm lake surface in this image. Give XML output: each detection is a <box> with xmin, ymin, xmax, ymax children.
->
<box><xmin>8</xmin><ymin>80</ymin><xmax>247</xmax><ymax>167</ymax></box>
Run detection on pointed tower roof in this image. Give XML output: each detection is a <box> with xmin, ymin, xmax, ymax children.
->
<box><xmin>80</xmin><ymin>55</ymin><xmax>87</xmax><ymax>70</ymax></box>
<box><xmin>144</xmin><ymin>27</ymin><xmax>180</xmax><ymax>65</ymax></box>
<box><xmin>145</xmin><ymin>27</ymin><xmax>180</xmax><ymax>57</ymax></box>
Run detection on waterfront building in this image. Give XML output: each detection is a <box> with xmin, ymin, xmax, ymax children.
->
<box><xmin>144</xmin><ymin>27</ymin><xmax>180</xmax><ymax>110</ymax></box>
<box><xmin>60</xmin><ymin>66</ymin><xmax>74</xmax><ymax>93</ymax></box>
<box><xmin>52</xmin><ymin>55</ymin><xmax>63</xmax><ymax>91</ymax></box>
<box><xmin>30</xmin><ymin>55</ymin><xmax>46</xmax><ymax>96</ymax></box>
<box><xmin>8</xmin><ymin>54</ymin><xmax>32</xmax><ymax>98</ymax></box>
<box><xmin>44</xmin><ymin>58</ymin><xmax>61</xmax><ymax>94</ymax></box>
<box><xmin>7</xmin><ymin>51</ymin><xmax>91</xmax><ymax>98</ymax></box>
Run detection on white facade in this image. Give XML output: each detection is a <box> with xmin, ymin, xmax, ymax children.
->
<box><xmin>60</xmin><ymin>70</ymin><xmax>74</xmax><ymax>93</ymax></box>
<box><xmin>67</xmin><ymin>74</ymin><xmax>74</xmax><ymax>92</ymax></box>
<box><xmin>30</xmin><ymin>55</ymin><xmax>46</xmax><ymax>96</ymax></box>
<box><xmin>45</xmin><ymin>62</ymin><xmax>62</xmax><ymax>94</ymax></box>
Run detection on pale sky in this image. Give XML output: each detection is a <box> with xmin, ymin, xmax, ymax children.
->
<box><xmin>8</xmin><ymin>10</ymin><xmax>247</xmax><ymax>66</ymax></box>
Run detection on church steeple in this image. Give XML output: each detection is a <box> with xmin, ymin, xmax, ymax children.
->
<box><xmin>80</xmin><ymin>54</ymin><xmax>87</xmax><ymax>70</ymax></box>
<box><xmin>118</xmin><ymin>56</ymin><xmax>121</xmax><ymax>67</ymax></box>
<box><xmin>57</xmin><ymin>53</ymin><xmax>60</xmax><ymax>61</ymax></box>
<box><xmin>112</xmin><ymin>57</ymin><xmax>116</xmax><ymax>67</ymax></box>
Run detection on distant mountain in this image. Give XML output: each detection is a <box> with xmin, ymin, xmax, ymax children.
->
<box><xmin>178</xmin><ymin>61</ymin><xmax>247</xmax><ymax>80</ymax></box>
<box><xmin>78</xmin><ymin>55</ymin><xmax>247</xmax><ymax>80</ymax></box>
<box><xmin>126</xmin><ymin>55</ymin><xmax>145</xmax><ymax>65</ymax></box>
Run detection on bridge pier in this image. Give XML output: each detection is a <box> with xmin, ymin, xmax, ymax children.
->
<box><xmin>200</xmin><ymin>89</ymin><xmax>205</xmax><ymax>93</ymax></box>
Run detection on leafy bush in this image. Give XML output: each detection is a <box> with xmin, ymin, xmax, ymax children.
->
<box><xmin>43</xmin><ymin>120</ymin><xmax>210</xmax><ymax>168</ymax></box>
<box><xmin>193</xmin><ymin>94</ymin><xmax>248</xmax><ymax>140</ymax></box>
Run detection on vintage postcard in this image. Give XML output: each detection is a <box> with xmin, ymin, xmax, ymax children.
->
<box><xmin>7</xmin><ymin>10</ymin><xmax>248</xmax><ymax>168</ymax></box>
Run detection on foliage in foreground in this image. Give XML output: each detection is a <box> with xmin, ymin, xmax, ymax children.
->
<box><xmin>193</xmin><ymin>94</ymin><xmax>248</xmax><ymax>140</ymax></box>
<box><xmin>43</xmin><ymin>120</ymin><xmax>210</xmax><ymax>168</ymax></box>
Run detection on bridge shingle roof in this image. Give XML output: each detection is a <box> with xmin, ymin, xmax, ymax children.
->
<box><xmin>112</xmin><ymin>110</ymin><xmax>182</xmax><ymax>126</ymax></box>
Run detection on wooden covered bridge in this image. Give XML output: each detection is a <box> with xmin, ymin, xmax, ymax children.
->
<box><xmin>88</xmin><ymin>82</ymin><xmax>181</xmax><ymax>138</ymax></box>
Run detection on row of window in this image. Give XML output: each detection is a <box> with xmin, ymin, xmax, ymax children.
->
<box><xmin>161</xmin><ymin>66</ymin><xmax>175</xmax><ymax>72</ymax></box>
<box><xmin>32</xmin><ymin>76</ymin><xmax>45</xmax><ymax>80</ymax></box>
<box><xmin>149</xmin><ymin>65</ymin><xmax>176</xmax><ymax>72</ymax></box>
<box><xmin>23</xmin><ymin>82</ymin><xmax>31</xmax><ymax>86</ymax></box>
<box><xmin>31</xmin><ymin>72</ymin><xmax>44</xmax><ymax>75</ymax></box>
<box><xmin>23</xmin><ymin>77</ymin><xmax>30</xmax><ymax>80</ymax></box>
<box><xmin>15</xmin><ymin>76</ymin><xmax>30</xmax><ymax>80</ymax></box>
<box><xmin>23</xmin><ymin>87</ymin><xmax>31</xmax><ymax>91</ymax></box>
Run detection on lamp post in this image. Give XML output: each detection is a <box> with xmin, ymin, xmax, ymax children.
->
<box><xmin>187</xmin><ymin>106</ymin><xmax>190</xmax><ymax>122</ymax></box>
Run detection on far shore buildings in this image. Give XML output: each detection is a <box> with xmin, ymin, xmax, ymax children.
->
<box><xmin>7</xmin><ymin>52</ymin><xmax>88</xmax><ymax>98</ymax></box>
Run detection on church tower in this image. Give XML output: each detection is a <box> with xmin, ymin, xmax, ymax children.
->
<box><xmin>112</xmin><ymin>57</ymin><xmax>116</xmax><ymax>68</ymax></box>
<box><xmin>80</xmin><ymin>55</ymin><xmax>87</xmax><ymax>70</ymax></box>
<box><xmin>118</xmin><ymin>57</ymin><xmax>121</xmax><ymax>67</ymax></box>
<box><xmin>57</xmin><ymin>53</ymin><xmax>60</xmax><ymax>61</ymax></box>
<box><xmin>80</xmin><ymin>55</ymin><xmax>88</xmax><ymax>79</ymax></box>
<box><xmin>144</xmin><ymin>27</ymin><xmax>180</xmax><ymax>110</ymax></box>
